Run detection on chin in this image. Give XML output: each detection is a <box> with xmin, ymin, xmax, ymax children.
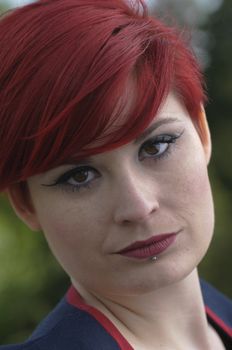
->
<box><xmin>102</xmin><ymin>264</ymin><xmax>197</xmax><ymax>297</ymax></box>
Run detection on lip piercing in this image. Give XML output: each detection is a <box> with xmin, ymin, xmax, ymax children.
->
<box><xmin>150</xmin><ymin>256</ymin><xmax>157</xmax><ymax>261</ymax></box>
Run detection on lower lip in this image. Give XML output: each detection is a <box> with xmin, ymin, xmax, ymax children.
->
<box><xmin>119</xmin><ymin>234</ymin><xmax>177</xmax><ymax>260</ymax></box>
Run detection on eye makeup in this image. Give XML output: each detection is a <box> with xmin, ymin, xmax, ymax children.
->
<box><xmin>42</xmin><ymin>166</ymin><xmax>100</xmax><ymax>193</ymax></box>
<box><xmin>41</xmin><ymin>129</ymin><xmax>185</xmax><ymax>194</ymax></box>
<box><xmin>139</xmin><ymin>130</ymin><xmax>184</xmax><ymax>161</ymax></box>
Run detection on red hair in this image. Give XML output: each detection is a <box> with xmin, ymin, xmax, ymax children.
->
<box><xmin>0</xmin><ymin>0</ymin><xmax>206</xmax><ymax>191</ymax></box>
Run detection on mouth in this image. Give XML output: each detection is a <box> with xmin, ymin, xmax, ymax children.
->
<box><xmin>116</xmin><ymin>232</ymin><xmax>178</xmax><ymax>260</ymax></box>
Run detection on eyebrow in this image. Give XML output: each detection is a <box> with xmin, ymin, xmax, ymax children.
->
<box><xmin>61</xmin><ymin>117</ymin><xmax>181</xmax><ymax>165</ymax></box>
<box><xmin>134</xmin><ymin>117</ymin><xmax>181</xmax><ymax>144</ymax></box>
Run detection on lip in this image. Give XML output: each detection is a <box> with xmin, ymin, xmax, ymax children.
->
<box><xmin>117</xmin><ymin>233</ymin><xmax>178</xmax><ymax>260</ymax></box>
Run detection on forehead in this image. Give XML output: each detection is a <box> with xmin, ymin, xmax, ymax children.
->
<box><xmin>85</xmin><ymin>85</ymin><xmax>189</xmax><ymax>150</ymax></box>
<box><xmin>68</xmin><ymin>93</ymin><xmax>190</xmax><ymax>161</ymax></box>
<box><xmin>155</xmin><ymin>92</ymin><xmax>190</xmax><ymax>121</ymax></box>
<box><xmin>88</xmin><ymin>76</ymin><xmax>137</xmax><ymax>149</ymax></box>
<box><xmin>29</xmin><ymin>92</ymin><xmax>194</xmax><ymax>180</ymax></box>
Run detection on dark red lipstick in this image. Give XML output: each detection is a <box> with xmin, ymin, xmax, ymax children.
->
<box><xmin>117</xmin><ymin>233</ymin><xmax>177</xmax><ymax>259</ymax></box>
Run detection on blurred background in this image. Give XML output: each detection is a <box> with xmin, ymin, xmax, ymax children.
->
<box><xmin>0</xmin><ymin>0</ymin><xmax>231</xmax><ymax>345</ymax></box>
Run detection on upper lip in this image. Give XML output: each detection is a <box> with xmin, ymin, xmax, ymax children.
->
<box><xmin>117</xmin><ymin>232</ymin><xmax>179</xmax><ymax>253</ymax></box>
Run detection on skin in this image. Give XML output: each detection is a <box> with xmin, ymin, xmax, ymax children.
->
<box><xmin>8</xmin><ymin>93</ymin><xmax>225</xmax><ymax>349</ymax></box>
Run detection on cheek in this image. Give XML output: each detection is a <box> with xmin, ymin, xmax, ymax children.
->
<box><xmin>37</xmin><ymin>209</ymin><xmax>90</xmax><ymax>280</ymax></box>
<box><xmin>33</xmin><ymin>192</ymin><xmax>87</xmax><ymax>233</ymax></box>
<box><xmin>162</xmin><ymin>139</ymin><xmax>214</xmax><ymax>243</ymax></box>
<box><xmin>181</xmin><ymin>163</ymin><xmax>213</xmax><ymax>210</ymax></box>
<box><xmin>184</xmin><ymin>169</ymin><xmax>214</xmax><ymax>240</ymax></box>
<box><xmin>173</xmin><ymin>153</ymin><xmax>215</xmax><ymax>251</ymax></box>
<box><xmin>186</xmin><ymin>157</ymin><xmax>213</xmax><ymax>212</ymax></box>
<box><xmin>166</xmin><ymin>132</ymin><xmax>213</xmax><ymax>212</ymax></box>
<box><xmin>31</xmin><ymin>197</ymin><xmax>95</xmax><ymax>259</ymax></box>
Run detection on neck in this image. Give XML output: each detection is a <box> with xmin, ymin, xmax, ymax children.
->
<box><xmin>72</xmin><ymin>270</ymin><xmax>218</xmax><ymax>350</ymax></box>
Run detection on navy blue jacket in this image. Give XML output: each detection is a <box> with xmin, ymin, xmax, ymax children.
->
<box><xmin>1</xmin><ymin>280</ymin><xmax>232</xmax><ymax>349</ymax></box>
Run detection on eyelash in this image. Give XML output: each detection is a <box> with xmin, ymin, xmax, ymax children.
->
<box><xmin>43</xmin><ymin>166</ymin><xmax>100</xmax><ymax>193</ymax></box>
<box><xmin>43</xmin><ymin>131</ymin><xmax>183</xmax><ymax>193</ymax></box>
<box><xmin>138</xmin><ymin>133</ymin><xmax>182</xmax><ymax>161</ymax></box>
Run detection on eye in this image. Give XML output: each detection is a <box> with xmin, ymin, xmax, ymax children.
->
<box><xmin>42</xmin><ymin>166</ymin><xmax>100</xmax><ymax>192</ymax></box>
<box><xmin>67</xmin><ymin>168</ymin><xmax>94</xmax><ymax>186</ymax></box>
<box><xmin>139</xmin><ymin>133</ymin><xmax>182</xmax><ymax>160</ymax></box>
<box><xmin>142</xmin><ymin>141</ymin><xmax>168</xmax><ymax>156</ymax></box>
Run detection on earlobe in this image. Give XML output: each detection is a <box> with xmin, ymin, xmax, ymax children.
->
<box><xmin>198</xmin><ymin>107</ymin><xmax>212</xmax><ymax>165</ymax></box>
<box><xmin>7</xmin><ymin>183</ymin><xmax>41</xmax><ymax>231</ymax></box>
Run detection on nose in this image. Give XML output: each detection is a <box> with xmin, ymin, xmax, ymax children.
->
<box><xmin>113</xmin><ymin>171</ymin><xmax>159</xmax><ymax>225</ymax></box>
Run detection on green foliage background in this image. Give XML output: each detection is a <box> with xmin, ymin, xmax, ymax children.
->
<box><xmin>0</xmin><ymin>0</ymin><xmax>231</xmax><ymax>345</ymax></box>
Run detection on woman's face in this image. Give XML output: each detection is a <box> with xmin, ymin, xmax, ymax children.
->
<box><xmin>24</xmin><ymin>93</ymin><xmax>214</xmax><ymax>296</ymax></box>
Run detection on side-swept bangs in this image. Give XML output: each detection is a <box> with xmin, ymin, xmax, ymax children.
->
<box><xmin>0</xmin><ymin>0</ymin><xmax>206</xmax><ymax>191</ymax></box>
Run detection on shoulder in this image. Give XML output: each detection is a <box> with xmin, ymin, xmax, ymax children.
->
<box><xmin>200</xmin><ymin>279</ymin><xmax>232</xmax><ymax>336</ymax></box>
<box><xmin>0</xmin><ymin>295</ymin><xmax>120</xmax><ymax>350</ymax></box>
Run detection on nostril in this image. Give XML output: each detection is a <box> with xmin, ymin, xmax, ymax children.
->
<box><xmin>114</xmin><ymin>199</ymin><xmax>159</xmax><ymax>225</ymax></box>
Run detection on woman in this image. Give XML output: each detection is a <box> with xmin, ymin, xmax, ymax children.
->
<box><xmin>0</xmin><ymin>0</ymin><xmax>231</xmax><ymax>349</ymax></box>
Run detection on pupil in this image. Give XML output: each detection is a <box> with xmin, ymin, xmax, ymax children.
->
<box><xmin>73</xmin><ymin>170</ymin><xmax>88</xmax><ymax>182</ymax></box>
<box><xmin>144</xmin><ymin>143</ymin><xmax>159</xmax><ymax>155</ymax></box>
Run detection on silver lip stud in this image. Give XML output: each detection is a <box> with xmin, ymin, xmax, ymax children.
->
<box><xmin>150</xmin><ymin>256</ymin><xmax>157</xmax><ymax>261</ymax></box>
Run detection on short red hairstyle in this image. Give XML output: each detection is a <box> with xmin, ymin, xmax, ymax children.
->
<box><xmin>0</xmin><ymin>0</ymin><xmax>207</xmax><ymax>191</ymax></box>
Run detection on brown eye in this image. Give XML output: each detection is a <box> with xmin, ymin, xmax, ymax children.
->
<box><xmin>139</xmin><ymin>134</ymin><xmax>178</xmax><ymax>160</ymax></box>
<box><xmin>72</xmin><ymin>170</ymin><xmax>89</xmax><ymax>183</ymax></box>
<box><xmin>143</xmin><ymin>142</ymin><xmax>160</xmax><ymax>155</ymax></box>
<box><xmin>67</xmin><ymin>167</ymin><xmax>98</xmax><ymax>186</ymax></box>
<box><xmin>55</xmin><ymin>166</ymin><xmax>99</xmax><ymax>187</ymax></box>
<box><xmin>43</xmin><ymin>166</ymin><xmax>100</xmax><ymax>191</ymax></box>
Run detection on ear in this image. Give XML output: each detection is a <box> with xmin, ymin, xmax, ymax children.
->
<box><xmin>197</xmin><ymin>107</ymin><xmax>212</xmax><ymax>165</ymax></box>
<box><xmin>7</xmin><ymin>182</ymin><xmax>41</xmax><ymax>231</ymax></box>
